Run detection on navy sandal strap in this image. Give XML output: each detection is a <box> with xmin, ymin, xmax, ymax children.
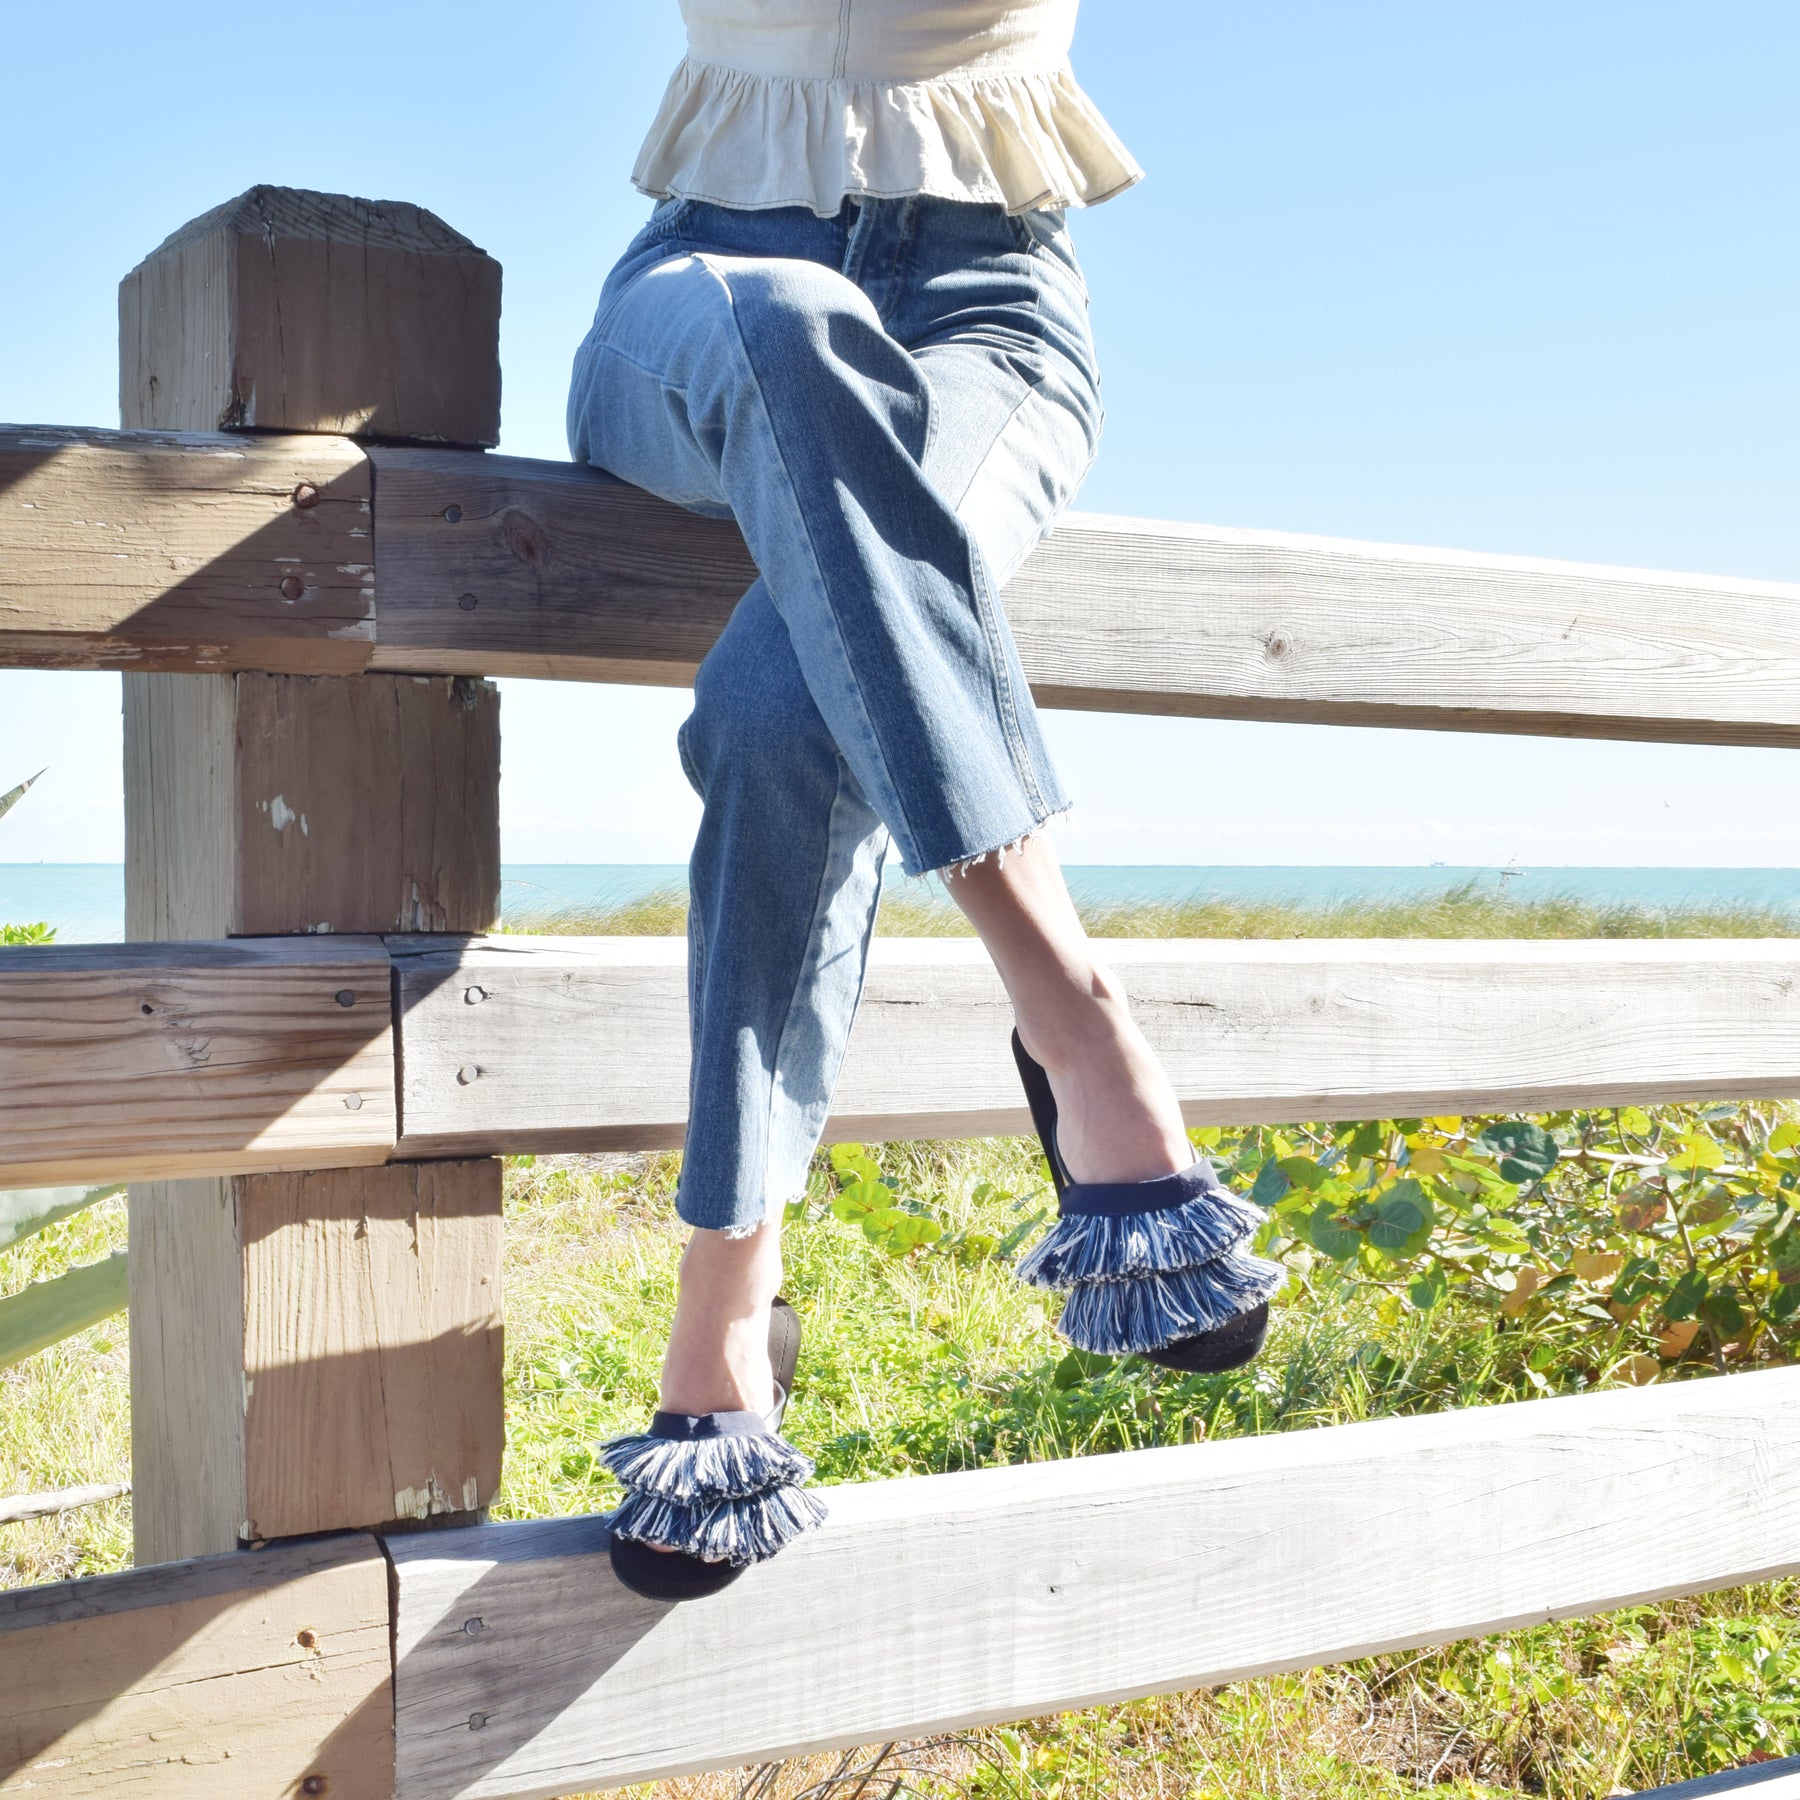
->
<box><xmin>1058</xmin><ymin>1160</ymin><xmax>1232</xmax><ymax>1219</ymax></box>
<box><xmin>646</xmin><ymin>1408</ymin><xmax>771</xmax><ymax>1441</ymax></box>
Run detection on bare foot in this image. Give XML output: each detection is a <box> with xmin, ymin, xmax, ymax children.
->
<box><xmin>658</xmin><ymin>1216</ymin><xmax>783</xmax><ymax>1416</ymax></box>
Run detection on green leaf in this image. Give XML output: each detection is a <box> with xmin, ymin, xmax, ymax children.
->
<box><xmin>1053</xmin><ymin>1348</ymin><xmax>1115</xmax><ymax>1390</ymax></box>
<box><xmin>1698</xmin><ymin>1287</ymin><xmax>1747</xmax><ymax>1337</ymax></box>
<box><xmin>1409</xmin><ymin>1266</ymin><xmax>1448</xmax><ymax>1311</ymax></box>
<box><xmin>1367</xmin><ymin>1180</ymin><xmax>1435</xmax><ymax>1257</ymax></box>
<box><xmin>1768</xmin><ymin>1226</ymin><xmax>1800</xmax><ymax>1276</ymax></box>
<box><xmin>1670</xmin><ymin>1132</ymin><xmax>1726</xmax><ymax>1173</ymax></box>
<box><xmin>1770</xmin><ymin>1282</ymin><xmax>1800</xmax><ymax>1322</ymax></box>
<box><xmin>1618</xmin><ymin>1106</ymin><xmax>1655</xmax><ymax>1136</ymax></box>
<box><xmin>1611</xmin><ymin>1255</ymin><xmax>1662</xmax><ymax>1306</ymax></box>
<box><xmin>1475</xmin><ymin>1121</ymin><xmax>1559</xmax><ymax>1185</ymax></box>
<box><xmin>1306</xmin><ymin>1200</ymin><xmax>1362</xmax><ymax>1262</ymax></box>
<box><xmin>0</xmin><ymin>1253</ymin><xmax>128</xmax><ymax>1369</ymax></box>
<box><xmin>1662</xmin><ymin>1268</ymin><xmax>1710</xmax><ymax>1321</ymax></box>
<box><xmin>876</xmin><ymin>1212</ymin><xmax>943</xmax><ymax>1254</ymax></box>
<box><xmin>0</xmin><ymin>769</ymin><xmax>45</xmax><ymax>826</ymax></box>
<box><xmin>830</xmin><ymin>1180</ymin><xmax>885</xmax><ymax>1221</ymax></box>
<box><xmin>1769</xmin><ymin>1122</ymin><xmax>1800</xmax><ymax>1154</ymax></box>
<box><xmin>1277</xmin><ymin>1155</ymin><xmax>1329</xmax><ymax>1192</ymax></box>
<box><xmin>1248</xmin><ymin>1159</ymin><xmax>1291</xmax><ymax>1207</ymax></box>
<box><xmin>0</xmin><ymin>1183</ymin><xmax>124</xmax><ymax>1252</ymax></box>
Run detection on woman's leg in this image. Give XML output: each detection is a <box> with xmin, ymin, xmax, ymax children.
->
<box><xmin>569</xmin><ymin>218</ymin><xmax>1190</xmax><ymax>1419</ymax></box>
<box><xmin>663</xmin><ymin>581</ymin><xmax>888</xmax><ymax>1414</ymax></box>
<box><xmin>944</xmin><ymin>839</ymin><xmax>1190</xmax><ymax>1185</ymax></box>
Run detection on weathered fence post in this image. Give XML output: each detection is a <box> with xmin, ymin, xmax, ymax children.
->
<box><xmin>120</xmin><ymin>187</ymin><xmax>507</xmax><ymax>1564</ymax></box>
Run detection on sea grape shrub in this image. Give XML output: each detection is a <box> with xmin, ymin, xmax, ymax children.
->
<box><xmin>819</xmin><ymin>1105</ymin><xmax>1800</xmax><ymax>1388</ymax></box>
<box><xmin>1224</xmin><ymin>1103</ymin><xmax>1800</xmax><ymax>1384</ymax></box>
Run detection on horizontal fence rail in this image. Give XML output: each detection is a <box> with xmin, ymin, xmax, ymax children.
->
<box><xmin>7</xmin><ymin>425</ymin><xmax>1800</xmax><ymax>744</ymax></box>
<box><xmin>3</xmin><ymin>935</ymin><xmax>1797</xmax><ymax>1186</ymax></box>
<box><xmin>0</xmin><ymin>1533</ymin><xmax>394</xmax><ymax>1798</ymax></box>
<box><xmin>0</xmin><ymin>937</ymin><xmax>394</xmax><ymax>1187</ymax></box>
<box><xmin>4</xmin><ymin>1371</ymin><xmax>1796</xmax><ymax>1799</ymax></box>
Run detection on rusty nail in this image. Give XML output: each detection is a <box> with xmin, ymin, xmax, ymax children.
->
<box><xmin>293</xmin><ymin>483</ymin><xmax>321</xmax><ymax>509</ymax></box>
<box><xmin>468</xmin><ymin>1712</ymin><xmax>489</xmax><ymax>1732</ymax></box>
<box><xmin>335</xmin><ymin>990</ymin><xmax>356</xmax><ymax>1008</ymax></box>
<box><xmin>343</xmin><ymin>1093</ymin><xmax>364</xmax><ymax>1112</ymax></box>
<box><xmin>457</xmin><ymin>592</ymin><xmax>479</xmax><ymax>612</ymax></box>
<box><xmin>443</xmin><ymin>504</ymin><xmax>463</xmax><ymax>523</ymax></box>
<box><xmin>457</xmin><ymin>1064</ymin><xmax>481</xmax><ymax>1086</ymax></box>
<box><xmin>296</xmin><ymin>1627</ymin><xmax>320</xmax><ymax>1650</ymax></box>
<box><xmin>280</xmin><ymin>575</ymin><xmax>306</xmax><ymax>601</ymax></box>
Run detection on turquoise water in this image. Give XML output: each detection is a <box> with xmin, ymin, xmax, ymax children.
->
<box><xmin>5</xmin><ymin>863</ymin><xmax>1798</xmax><ymax>942</ymax></box>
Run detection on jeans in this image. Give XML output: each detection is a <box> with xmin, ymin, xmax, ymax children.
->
<box><xmin>567</xmin><ymin>195</ymin><xmax>1103</xmax><ymax>1231</ymax></box>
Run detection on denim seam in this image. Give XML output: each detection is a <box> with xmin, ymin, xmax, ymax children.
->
<box><xmin>762</xmin><ymin>757</ymin><xmax>867</xmax><ymax>1220</ymax></box>
<box><xmin>950</xmin><ymin>365</ymin><xmax>1055</xmax><ymax>820</ymax></box>
<box><xmin>695</xmin><ymin>254</ymin><xmax>931</xmax><ymax>873</ymax></box>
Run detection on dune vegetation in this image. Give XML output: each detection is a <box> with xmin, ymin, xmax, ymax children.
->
<box><xmin>4</xmin><ymin>881</ymin><xmax>1798</xmax><ymax>1796</ymax></box>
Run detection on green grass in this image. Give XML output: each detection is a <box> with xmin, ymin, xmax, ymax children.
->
<box><xmin>4</xmin><ymin>889</ymin><xmax>1798</xmax><ymax>1796</ymax></box>
<box><xmin>507</xmin><ymin>878</ymin><xmax>1800</xmax><ymax>943</ymax></box>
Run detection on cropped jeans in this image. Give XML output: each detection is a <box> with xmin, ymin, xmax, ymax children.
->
<box><xmin>567</xmin><ymin>195</ymin><xmax>1102</xmax><ymax>1232</ymax></box>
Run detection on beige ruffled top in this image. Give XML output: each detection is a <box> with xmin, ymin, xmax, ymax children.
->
<box><xmin>633</xmin><ymin>0</ymin><xmax>1143</xmax><ymax>216</ymax></box>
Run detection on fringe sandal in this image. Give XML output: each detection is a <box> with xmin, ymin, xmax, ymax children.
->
<box><xmin>1011</xmin><ymin>1031</ymin><xmax>1284</xmax><ymax>1372</ymax></box>
<box><xmin>604</xmin><ymin>1295</ymin><xmax>824</xmax><ymax>1601</ymax></box>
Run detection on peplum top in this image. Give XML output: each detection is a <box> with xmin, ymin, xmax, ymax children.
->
<box><xmin>632</xmin><ymin>0</ymin><xmax>1143</xmax><ymax>217</ymax></box>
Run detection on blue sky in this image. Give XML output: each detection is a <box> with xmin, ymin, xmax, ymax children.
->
<box><xmin>2</xmin><ymin>0</ymin><xmax>1796</xmax><ymax>866</ymax></box>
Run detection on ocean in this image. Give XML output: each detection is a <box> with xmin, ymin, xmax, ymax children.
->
<box><xmin>4</xmin><ymin>863</ymin><xmax>1797</xmax><ymax>943</ymax></box>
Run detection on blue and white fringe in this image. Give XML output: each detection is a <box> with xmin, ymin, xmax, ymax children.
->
<box><xmin>1020</xmin><ymin>1165</ymin><xmax>1285</xmax><ymax>1357</ymax></box>
<box><xmin>602</xmin><ymin>1420</ymin><xmax>825</xmax><ymax>1568</ymax></box>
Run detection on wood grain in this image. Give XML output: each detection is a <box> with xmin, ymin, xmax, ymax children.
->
<box><xmin>238</xmin><ymin>1160</ymin><xmax>505</xmax><ymax>1541</ymax></box>
<box><xmin>129</xmin><ymin>1177</ymin><xmax>250</xmax><ymax>1564</ymax></box>
<box><xmin>1632</xmin><ymin>1758</ymin><xmax>1800</xmax><ymax>1799</ymax></box>
<box><xmin>130</xmin><ymin>1161</ymin><xmax>504</xmax><ymax>1560</ymax></box>
<box><xmin>390</xmin><ymin>934</ymin><xmax>1800</xmax><ymax>1157</ymax></box>
<box><xmin>0</xmin><ymin>1534</ymin><xmax>393</xmax><ymax>1798</ymax></box>
<box><xmin>0</xmin><ymin>937</ymin><xmax>394</xmax><ymax>1188</ymax></box>
<box><xmin>365</xmin><ymin>450</ymin><xmax>1800</xmax><ymax>746</ymax></box>
<box><xmin>366</xmin><ymin>449</ymin><xmax>750</xmax><ymax>680</ymax></box>
<box><xmin>9</xmin><ymin>430</ymin><xmax>1798</xmax><ymax>745</ymax></box>
<box><xmin>0</xmin><ymin>424</ymin><xmax>373</xmax><ymax>673</ymax></box>
<box><xmin>125</xmin><ymin>670</ymin><xmax>501</xmax><ymax>938</ymax></box>
<box><xmin>121</xmin><ymin>185</ymin><xmax>501</xmax><ymax>445</ymax></box>
<box><xmin>387</xmin><ymin>1367</ymin><xmax>1800</xmax><ymax>1800</ymax></box>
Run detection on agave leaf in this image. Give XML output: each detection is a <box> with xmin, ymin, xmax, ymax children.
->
<box><xmin>0</xmin><ymin>1183</ymin><xmax>126</xmax><ymax>1252</ymax></box>
<box><xmin>0</xmin><ymin>1252</ymin><xmax>128</xmax><ymax>1370</ymax></box>
<box><xmin>0</xmin><ymin>769</ymin><xmax>46</xmax><ymax>825</ymax></box>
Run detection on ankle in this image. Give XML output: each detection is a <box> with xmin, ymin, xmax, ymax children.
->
<box><xmin>659</xmin><ymin>1221</ymin><xmax>784</xmax><ymax>1416</ymax></box>
<box><xmin>1014</xmin><ymin>963</ymin><xmax>1134</xmax><ymax>1075</ymax></box>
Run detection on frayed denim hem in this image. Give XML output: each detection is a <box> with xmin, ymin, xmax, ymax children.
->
<box><xmin>678</xmin><ymin>1196</ymin><xmax>801</xmax><ymax>1240</ymax></box>
<box><xmin>932</xmin><ymin>803</ymin><xmax>1071</xmax><ymax>882</ymax></box>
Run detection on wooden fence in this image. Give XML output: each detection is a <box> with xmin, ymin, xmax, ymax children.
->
<box><xmin>0</xmin><ymin>183</ymin><xmax>1797</xmax><ymax>1800</ymax></box>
